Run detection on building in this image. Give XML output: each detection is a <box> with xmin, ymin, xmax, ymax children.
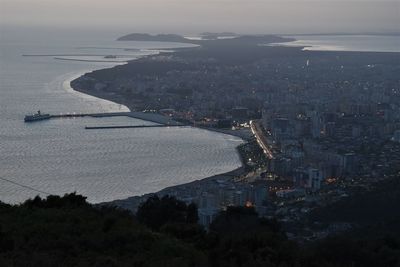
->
<box><xmin>276</xmin><ymin>188</ymin><xmax>306</xmax><ymax>199</ymax></box>
<box><xmin>341</xmin><ymin>153</ymin><xmax>357</xmax><ymax>174</ymax></box>
<box><xmin>293</xmin><ymin>167</ymin><xmax>324</xmax><ymax>191</ymax></box>
<box><xmin>197</xmin><ymin>192</ymin><xmax>220</xmax><ymax>228</ymax></box>
<box><xmin>271</xmin><ymin>118</ymin><xmax>293</xmax><ymax>141</ymax></box>
<box><xmin>308</xmin><ymin>168</ymin><xmax>323</xmax><ymax>191</ymax></box>
<box><xmin>393</xmin><ymin>130</ymin><xmax>400</xmax><ymax>142</ymax></box>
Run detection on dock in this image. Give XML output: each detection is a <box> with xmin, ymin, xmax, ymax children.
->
<box><xmin>26</xmin><ymin>111</ymin><xmax>184</xmax><ymax>126</ymax></box>
<box><xmin>85</xmin><ymin>125</ymin><xmax>185</xmax><ymax>130</ymax></box>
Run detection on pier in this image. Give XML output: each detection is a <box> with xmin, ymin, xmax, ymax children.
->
<box><xmin>26</xmin><ymin>111</ymin><xmax>183</xmax><ymax>126</ymax></box>
<box><xmin>85</xmin><ymin>125</ymin><xmax>185</xmax><ymax>130</ymax></box>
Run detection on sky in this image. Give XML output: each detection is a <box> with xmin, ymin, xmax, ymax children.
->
<box><xmin>0</xmin><ymin>0</ymin><xmax>399</xmax><ymax>34</ymax></box>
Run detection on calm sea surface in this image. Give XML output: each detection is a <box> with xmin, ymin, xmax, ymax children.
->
<box><xmin>280</xmin><ymin>35</ymin><xmax>400</xmax><ymax>52</ymax></box>
<box><xmin>0</xmin><ymin>27</ymin><xmax>243</xmax><ymax>204</ymax></box>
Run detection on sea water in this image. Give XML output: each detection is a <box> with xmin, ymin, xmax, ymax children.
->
<box><xmin>0</xmin><ymin>26</ymin><xmax>243</xmax><ymax>203</ymax></box>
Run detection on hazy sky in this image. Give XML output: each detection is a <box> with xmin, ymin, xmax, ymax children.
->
<box><xmin>1</xmin><ymin>0</ymin><xmax>399</xmax><ymax>34</ymax></box>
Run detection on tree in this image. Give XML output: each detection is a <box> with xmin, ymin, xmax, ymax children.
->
<box><xmin>136</xmin><ymin>195</ymin><xmax>199</xmax><ymax>231</ymax></box>
<box><xmin>23</xmin><ymin>192</ymin><xmax>87</xmax><ymax>209</ymax></box>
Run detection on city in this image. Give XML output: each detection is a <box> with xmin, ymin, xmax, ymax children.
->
<box><xmin>1</xmin><ymin>0</ymin><xmax>400</xmax><ymax>265</ymax></box>
<box><xmin>73</xmin><ymin>35</ymin><xmax>400</xmax><ymax>241</ymax></box>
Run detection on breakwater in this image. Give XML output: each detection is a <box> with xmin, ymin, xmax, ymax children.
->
<box><xmin>85</xmin><ymin>125</ymin><xmax>185</xmax><ymax>130</ymax></box>
<box><xmin>27</xmin><ymin>111</ymin><xmax>183</xmax><ymax>126</ymax></box>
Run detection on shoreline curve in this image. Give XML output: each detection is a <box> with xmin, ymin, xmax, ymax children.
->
<box><xmin>63</xmin><ymin>70</ymin><xmax>131</xmax><ymax>113</ymax></box>
<box><xmin>64</xmin><ymin>66</ymin><xmax>247</xmax><ymax>203</ymax></box>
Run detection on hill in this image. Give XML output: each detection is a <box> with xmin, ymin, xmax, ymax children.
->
<box><xmin>0</xmin><ymin>193</ymin><xmax>205</xmax><ymax>267</ymax></box>
<box><xmin>1</xmin><ymin>191</ymin><xmax>399</xmax><ymax>266</ymax></box>
<box><xmin>117</xmin><ymin>33</ymin><xmax>192</xmax><ymax>43</ymax></box>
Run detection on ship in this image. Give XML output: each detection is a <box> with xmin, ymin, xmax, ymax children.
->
<box><xmin>24</xmin><ymin>110</ymin><xmax>51</xmax><ymax>122</ymax></box>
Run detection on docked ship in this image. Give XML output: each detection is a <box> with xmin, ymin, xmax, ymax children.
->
<box><xmin>24</xmin><ymin>110</ymin><xmax>51</xmax><ymax>122</ymax></box>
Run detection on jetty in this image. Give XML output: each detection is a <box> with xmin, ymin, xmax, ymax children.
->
<box><xmin>85</xmin><ymin>125</ymin><xmax>185</xmax><ymax>130</ymax></box>
<box><xmin>24</xmin><ymin>111</ymin><xmax>183</xmax><ymax>126</ymax></box>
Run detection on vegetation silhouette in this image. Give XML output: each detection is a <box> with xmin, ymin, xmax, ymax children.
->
<box><xmin>0</xmin><ymin>186</ymin><xmax>399</xmax><ymax>266</ymax></box>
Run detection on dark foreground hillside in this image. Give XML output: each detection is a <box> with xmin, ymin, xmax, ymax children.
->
<box><xmin>1</xmin><ymin>184</ymin><xmax>400</xmax><ymax>267</ymax></box>
<box><xmin>311</xmin><ymin>176</ymin><xmax>400</xmax><ymax>236</ymax></box>
<box><xmin>0</xmin><ymin>194</ymin><xmax>205</xmax><ymax>267</ymax></box>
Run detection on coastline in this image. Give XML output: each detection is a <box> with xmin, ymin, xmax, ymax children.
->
<box><xmin>66</xmin><ymin>63</ymin><xmax>249</xmax><ymax>205</ymax></box>
<box><xmin>274</xmin><ymin>35</ymin><xmax>400</xmax><ymax>53</ymax></box>
<box><xmin>102</xmin><ymin>165</ymin><xmax>247</xmax><ymax>212</ymax></box>
<box><xmin>65</xmin><ymin>34</ymin><xmax>305</xmax><ymax>205</ymax></box>
<box><xmin>65</xmin><ymin>34</ymin><xmax>302</xmax><ymax>205</ymax></box>
<box><xmin>63</xmin><ymin>71</ymin><xmax>131</xmax><ymax>112</ymax></box>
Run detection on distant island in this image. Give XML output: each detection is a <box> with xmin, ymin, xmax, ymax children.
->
<box><xmin>200</xmin><ymin>32</ymin><xmax>238</xmax><ymax>39</ymax></box>
<box><xmin>117</xmin><ymin>33</ymin><xmax>192</xmax><ymax>43</ymax></box>
<box><xmin>117</xmin><ymin>32</ymin><xmax>294</xmax><ymax>45</ymax></box>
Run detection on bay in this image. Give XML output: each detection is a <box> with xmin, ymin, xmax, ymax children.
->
<box><xmin>0</xmin><ymin>26</ymin><xmax>243</xmax><ymax>204</ymax></box>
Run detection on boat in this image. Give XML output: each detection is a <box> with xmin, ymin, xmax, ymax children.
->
<box><xmin>104</xmin><ymin>55</ymin><xmax>117</xmax><ymax>59</ymax></box>
<box><xmin>24</xmin><ymin>110</ymin><xmax>51</xmax><ymax>122</ymax></box>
